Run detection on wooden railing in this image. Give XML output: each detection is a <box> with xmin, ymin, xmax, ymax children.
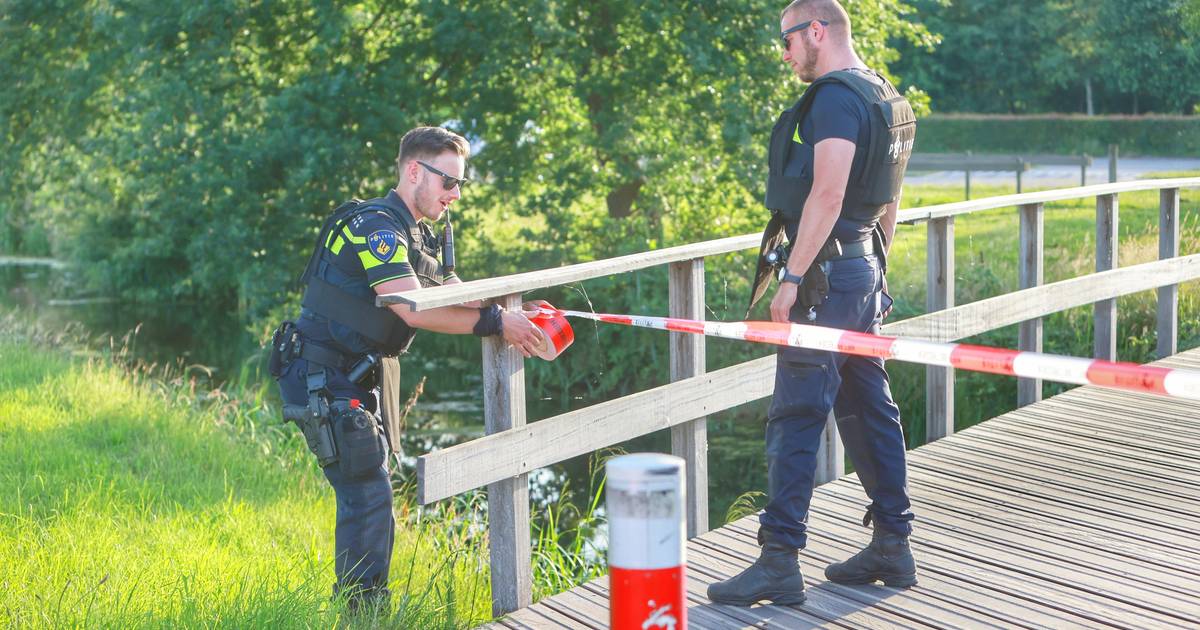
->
<box><xmin>377</xmin><ymin>177</ymin><xmax>1199</xmax><ymax>615</ymax></box>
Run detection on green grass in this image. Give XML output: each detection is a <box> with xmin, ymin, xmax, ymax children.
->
<box><xmin>0</xmin><ymin>323</ymin><xmax>497</xmax><ymax>628</ymax></box>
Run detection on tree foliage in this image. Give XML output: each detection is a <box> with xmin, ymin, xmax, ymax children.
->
<box><xmin>2</xmin><ymin>0</ymin><xmax>932</xmax><ymax>317</ymax></box>
<box><xmin>892</xmin><ymin>0</ymin><xmax>1200</xmax><ymax>114</ymax></box>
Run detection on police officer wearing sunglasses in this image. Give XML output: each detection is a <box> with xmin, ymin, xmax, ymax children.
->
<box><xmin>709</xmin><ymin>0</ymin><xmax>918</xmax><ymax>607</ymax></box>
<box><xmin>269</xmin><ymin>126</ymin><xmax>541</xmax><ymax>611</ymax></box>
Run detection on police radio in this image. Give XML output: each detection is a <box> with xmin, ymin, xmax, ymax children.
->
<box><xmin>442</xmin><ymin>209</ymin><xmax>455</xmax><ymax>274</ymax></box>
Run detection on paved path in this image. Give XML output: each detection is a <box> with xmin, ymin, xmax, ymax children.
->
<box><xmin>907</xmin><ymin>156</ymin><xmax>1200</xmax><ymax>187</ymax></box>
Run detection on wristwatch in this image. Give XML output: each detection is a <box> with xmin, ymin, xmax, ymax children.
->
<box><xmin>779</xmin><ymin>269</ymin><xmax>805</xmax><ymax>285</ymax></box>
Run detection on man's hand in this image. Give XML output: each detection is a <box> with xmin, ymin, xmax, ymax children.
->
<box><xmin>770</xmin><ymin>282</ymin><xmax>799</xmax><ymax>323</ymax></box>
<box><xmin>501</xmin><ymin>309</ymin><xmax>541</xmax><ymax>358</ymax></box>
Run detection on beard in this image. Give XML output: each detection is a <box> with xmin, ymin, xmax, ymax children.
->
<box><xmin>799</xmin><ymin>38</ymin><xmax>820</xmax><ymax>82</ymax></box>
<box><xmin>414</xmin><ymin>179</ymin><xmax>442</xmax><ymax>220</ymax></box>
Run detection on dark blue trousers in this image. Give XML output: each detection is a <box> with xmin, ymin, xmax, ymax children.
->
<box><xmin>759</xmin><ymin>255</ymin><xmax>913</xmax><ymax>549</ymax></box>
<box><xmin>278</xmin><ymin>358</ymin><xmax>395</xmax><ymax>597</ymax></box>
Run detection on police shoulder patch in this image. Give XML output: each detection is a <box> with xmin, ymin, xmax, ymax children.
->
<box><xmin>367</xmin><ymin>230</ymin><xmax>400</xmax><ymax>262</ymax></box>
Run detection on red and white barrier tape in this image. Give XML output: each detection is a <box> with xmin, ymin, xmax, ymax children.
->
<box><xmin>541</xmin><ymin>307</ymin><xmax>1200</xmax><ymax>401</ymax></box>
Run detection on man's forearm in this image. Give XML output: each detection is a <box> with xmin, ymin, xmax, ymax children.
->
<box><xmin>784</xmin><ymin>195</ymin><xmax>842</xmax><ymax>277</ymax></box>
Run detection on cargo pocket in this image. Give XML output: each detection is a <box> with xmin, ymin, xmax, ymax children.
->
<box><xmin>769</xmin><ymin>348</ymin><xmax>835</xmax><ymax>421</ymax></box>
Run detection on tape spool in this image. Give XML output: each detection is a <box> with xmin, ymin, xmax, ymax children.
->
<box><xmin>523</xmin><ymin>300</ymin><xmax>574</xmax><ymax>361</ymax></box>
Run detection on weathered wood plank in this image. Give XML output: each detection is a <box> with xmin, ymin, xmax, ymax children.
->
<box><xmin>669</xmin><ymin>258</ymin><xmax>709</xmax><ymax>538</ymax></box>
<box><xmin>885</xmin><ymin>254</ymin><xmax>1200</xmax><ymax>342</ymax></box>
<box><xmin>1094</xmin><ymin>193</ymin><xmax>1118</xmax><ymax>360</ymax></box>
<box><xmin>825</xmin><ymin>475</ymin><xmax>1200</xmax><ymax>587</ymax></box>
<box><xmin>899</xmin><ymin>177</ymin><xmax>1200</xmax><ymax>224</ymax></box>
<box><xmin>417</xmin><ymin>355</ymin><xmax>775</xmax><ymax>504</ymax></box>
<box><xmin>903</xmin><ymin>463</ymin><xmax>1200</xmax><ymax>551</ymax></box>
<box><xmin>483</xmin><ymin>293</ymin><xmax>533</xmax><ymax>616</ymax></box>
<box><xmin>811</xmin><ymin>494</ymin><xmax>1200</xmax><ymax>625</ymax></box>
<box><xmin>926</xmin><ymin>216</ymin><xmax>955</xmax><ymax>441</ymax></box>
<box><xmin>1018</xmin><ymin>202</ymin><xmax>1044</xmax><ymax>406</ymax></box>
<box><xmin>901</xmin><ymin>473</ymin><xmax>1200</xmax><ymax>572</ymax></box>
<box><xmin>1158</xmin><ymin>188</ymin><xmax>1180</xmax><ymax>358</ymax></box>
<box><xmin>930</xmin><ymin>431</ymin><xmax>1200</xmax><ymax>504</ymax></box>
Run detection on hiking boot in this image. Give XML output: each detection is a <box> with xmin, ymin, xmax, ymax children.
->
<box><xmin>707</xmin><ymin>529</ymin><xmax>806</xmax><ymax>606</ymax></box>
<box><xmin>824</xmin><ymin>518</ymin><xmax>917</xmax><ymax>587</ymax></box>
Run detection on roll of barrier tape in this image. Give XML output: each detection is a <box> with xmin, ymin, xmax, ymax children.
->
<box><xmin>606</xmin><ymin>453</ymin><xmax>686</xmax><ymax>630</ymax></box>
<box><xmin>523</xmin><ymin>300</ymin><xmax>574</xmax><ymax>361</ymax></box>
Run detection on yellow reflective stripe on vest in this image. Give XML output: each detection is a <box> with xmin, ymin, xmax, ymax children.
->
<box><xmin>793</xmin><ymin>123</ymin><xmax>803</xmax><ymax>144</ymax></box>
<box><xmin>358</xmin><ymin>244</ymin><xmax>408</xmax><ymax>271</ymax></box>
<box><xmin>327</xmin><ymin>225</ymin><xmax>368</xmax><ymax>256</ymax></box>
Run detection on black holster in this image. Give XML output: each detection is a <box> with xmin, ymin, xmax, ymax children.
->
<box><xmin>281</xmin><ymin>362</ymin><xmax>339</xmax><ymax>467</ymax></box>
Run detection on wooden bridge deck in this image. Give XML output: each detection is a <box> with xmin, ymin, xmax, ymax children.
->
<box><xmin>489</xmin><ymin>347</ymin><xmax>1200</xmax><ymax>629</ymax></box>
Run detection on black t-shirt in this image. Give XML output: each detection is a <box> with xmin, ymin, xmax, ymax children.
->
<box><xmin>784</xmin><ymin>76</ymin><xmax>873</xmax><ymax>242</ymax></box>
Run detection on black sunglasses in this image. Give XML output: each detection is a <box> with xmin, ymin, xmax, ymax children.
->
<box><xmin>417</xmin><ymin>160</ymin><xmax>469</xmax><ymax>191</ymax></box>
<box><xmin>779</xmin><ymin>19</ymin><xmax>829</xmax><ymax>50</ymax></box>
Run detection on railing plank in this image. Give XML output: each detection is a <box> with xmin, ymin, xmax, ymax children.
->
<box><xmin>887</xmin><ymin>254</ymin><xmax>1200</xmax><ymax>343</ymax></box>
<box><xmin>417</xmin><ymin>254</ymin><xmax>1200</xmax><ymax>503</ymax></box>
<box><xmin>1095</xmin><ymin>193</ymin><xmax>1118</xmax><ymax>361</ymax></box>
<box><xmin>669</xmin><ymin>258</ymin><xmax>709</xmax><ymax>538</ymax></box>
<box><xmin>1158</xmin><ymin>188</ymin><xmax>1180</xmax><ymax>359</ymax></box>
<box><xmin>815</xmin><ymin>411</ymin><xmax>844</xmax><ymax>485</ymax></box>
<box><xmin>926</xmin><ymin>217</ymin><xmax>955</xmax><ymax>441</ymax></box>
<box><xmin>898</xmin><ymin>177</ymin><xmax>1200</xmax><ymax>225</ymax></box>
<box><xmin>1018</xmin><ymin>203</ymin><xmax>1044</xmax><ymax>406</ymax></box>
<box><xmin>482</xmin><ymin>293</ymin><xmax>532</xmax><ymax>616</ymax></box>
<box><xmin>417</xmin><ymin>355</ymin><xmax>776</xmax><ymax>505</ymax></box>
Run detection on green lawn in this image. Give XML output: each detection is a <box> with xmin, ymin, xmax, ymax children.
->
<box><xmin>0</xmin><ymin>336</ymin><xmax>494</xmax><ymax>629</ymax></box>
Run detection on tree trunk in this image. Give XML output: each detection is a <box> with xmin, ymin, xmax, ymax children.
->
<box><xmin>1133</xmin><ymin>92</ymin><xmax>1140</xmax><ymax>115</ymax></box>
<box><xmin>1085</xmin><ymin>77</ymin><xmax>1094</xmax><ymax>116</ymax></box>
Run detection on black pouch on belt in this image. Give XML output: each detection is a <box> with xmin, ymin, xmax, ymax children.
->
<box><xmin>268</xmin><ymin>321</ymin><xmax>300</xmax><ymax>378</ymax></box>
<box><xmin>330</xmin><ymin>399</ymin><xmax>387</xmax><ymax>479</ymax></box>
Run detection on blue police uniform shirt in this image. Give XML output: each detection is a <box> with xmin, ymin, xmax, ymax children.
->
<box><xmin>784</xmin><ymin>77</ymin><xmax>873</xmax><ymax>243</ymax></box>
<box><xmin>298</xmin><ymin>191</ymin><xmax>448</xmax><ymax>357</ymax></box>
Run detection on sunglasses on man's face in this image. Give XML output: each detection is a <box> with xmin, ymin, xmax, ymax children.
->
<box><xmin>417</xmin><ymin>160</ymin><xmax>469</xmax><ymax>191</ymax></box>
<box><xmin>779</xmin><ymin>19</ymin><xmax>829</xmax><ymax>50</ymax></box>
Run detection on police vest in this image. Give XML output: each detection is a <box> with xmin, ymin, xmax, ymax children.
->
<box><xmin>298</xmin><ymin>195</ymin><xmax>447</xmax><ymax>356</ymax></box>
<box><xmin>764</xmin><ymin>69</ymin><xmax>915</xmax><ymax>226</ymax></box>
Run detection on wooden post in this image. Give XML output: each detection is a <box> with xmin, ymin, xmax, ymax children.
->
<box><xmin>1095</xmin><ymin>194</ymin><xmax>1118</xmax><ymax>361</ymax></box>
<box><xmin>668</xmin><ymin>259</ymin><xmax>709</xmax><ymax>538</ymax></box>
<box><xmin>1016</xmin><ymin>166</ymin><xmax>1023</xmax><ymax>194</ymax></box>
<box><xmin>1158</xmin><ymin>188</ymin><xmax>1180</xmax><ymax>358</ymax></box>
<box><xmin>1080</xmin><ymin>156</ymin><xmax>1088</xmax><ymax>187</ymax></box>
<box><xmin>1018</xmin><ymin>203</ymin><xmax>1044</xmax><ymax>406</ymax></box>
<box><xmin>814</xmin><ymin>411</ymin><xmax>844</xmax><ymax>485</ymax></box>
<box><xmin>926</xmin><ymin>217</ymin><xmax>954</xmax><ymax>441</ymax></box>
<box><xmin>483</xmin><ymin>293</ymin><xmax>531</xmax><ymax>616</ymax></box>
<box><xmin>1108</xmin><ymin>144</ymin><xmax>1119</xmax><ymax>183</ymax></box>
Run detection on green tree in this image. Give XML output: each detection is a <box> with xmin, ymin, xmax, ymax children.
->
<box><xmin>2</xmin><ymin>0</ymin><xmax>934</xmax><ymax>318</ymax></box>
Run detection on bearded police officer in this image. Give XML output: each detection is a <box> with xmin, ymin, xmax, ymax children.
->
<box><xmin>709</xmin><ymin>0</ymin><xmax>917</xmax><ymax>606</ymax></box>
<box><xmin>270</xmin><ymin>126</ymin><xmax>540</xmax><ymax>611</ymax></box>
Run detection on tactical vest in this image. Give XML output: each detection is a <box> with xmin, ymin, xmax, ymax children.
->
<box><xmin>764</xmin><ymin>69</ymin><xmax>915</xmax><ymax>226</ymax></box>
<box><xmin>298</xmin><ymin>195</ymin><xmax>446</xmax><ymax>357</ymax></box>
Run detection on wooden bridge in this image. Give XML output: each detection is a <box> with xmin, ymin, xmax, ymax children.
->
<box><xmin>379</xmin><ymin>178</ymin><xmax>1200</xmax><ymax>628</ymax></box>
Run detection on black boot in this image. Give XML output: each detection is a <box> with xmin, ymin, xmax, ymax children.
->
<box><xmin>824</xmin><ymin>516</ymin><xmax>917</xmax><ymax>587</ymax></box>
<box><xmin>707</xmin><ymin>529</ymin><xmax>806</xmax><ymax>606</ymax></box>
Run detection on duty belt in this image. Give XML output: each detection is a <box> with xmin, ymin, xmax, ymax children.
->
<box><xmin>296</xmin><ymin>336</ymin><xmax>356</xmax><ymax>373</ymax></box>
<box><xmin>824</xmin><ymin>237</ymin><xmax>874</xmax><ymax>262</ymax></box>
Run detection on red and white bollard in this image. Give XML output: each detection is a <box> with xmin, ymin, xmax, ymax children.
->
<box><xmin>606</xmin><ymin>453</ymin><xmax>686</xmax><ymax>630</ymax></box>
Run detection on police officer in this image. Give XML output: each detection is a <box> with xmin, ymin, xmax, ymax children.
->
<box><xmin>271</xmin><ymin>126</ymin><xmax>541</xmax><ymax>611</ymax></box>
<box><xmin>709</xmin><ymin>0</ymin><xmax>918</xmax><ymax>606</ymax></box>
